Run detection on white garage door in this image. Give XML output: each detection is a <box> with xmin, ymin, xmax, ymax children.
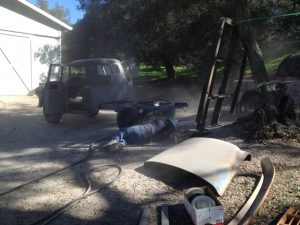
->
<box><xmin>0</xmin><ymin>33</ymin><xmax>32</xmax><ymax>95</ymax></box>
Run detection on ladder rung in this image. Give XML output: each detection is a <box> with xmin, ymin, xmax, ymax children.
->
<box><xmin>216</xmin><ymin>58</ymin><xmax>224</xmax><ymax>63</ymax></box>
<box><xmin>208</xmin><ymin>94</ymin><xmax>231</xmax><ymax>99</ymax></box>
<box><xmin>216</xmin><ymin>58</ymin><xmax>238</xmax><ymax>64</ymax></box>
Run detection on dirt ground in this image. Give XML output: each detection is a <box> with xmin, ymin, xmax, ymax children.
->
<box><xmin>0</xmin><ymin>80</ymin><xmax>299</xmax><ymax>225</ymax></box>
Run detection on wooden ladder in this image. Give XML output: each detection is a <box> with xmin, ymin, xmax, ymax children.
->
<box><xmin>196</xmin><ymin>17</ymin><xmax>247</xmax><ymax>131</ymax></box>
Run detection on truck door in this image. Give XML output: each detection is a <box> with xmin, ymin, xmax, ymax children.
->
<box><xmin>43</xmin><ymin>64</ymin><xmax>65</xmax><ymax>116</ymax></box>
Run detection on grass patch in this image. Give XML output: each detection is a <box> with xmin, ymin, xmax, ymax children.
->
<box><xmin>245</xmin><ymin>50</ymin><xmax>300</xmax><ymax>75</ymax></box>
<box><xmin>139</xmin><ymin>50</ymin><xmax>300</xmax><ymax>80</ymax></box>
<box><xmin>265</xmin><ymin>50</ymin><xmax>300</xmax><ymax>73</ymax></box>
<box><xmin>139</xmin><ymin>65</ymin><xmax>198</xmax><ymax>80</ymax></box>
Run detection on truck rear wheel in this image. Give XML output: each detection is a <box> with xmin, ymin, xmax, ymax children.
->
<box><xmin>44</xmin><ymin>113</ymin><xmax>62</xmax><ymax>124</ymax></box>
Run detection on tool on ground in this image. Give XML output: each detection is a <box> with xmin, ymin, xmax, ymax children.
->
<box><xmin>191</xmin><ymin>195</ymin><xmax>216</xmax><ymax>209</ymax></box>
<box><xmin>184</xmin><ymin>186</ymin><xmax>224</xmax><ymax>225</ymax></box>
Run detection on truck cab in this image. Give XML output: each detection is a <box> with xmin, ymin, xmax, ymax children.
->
<box><xmin>43</xmin><ymin>58</ymin><xmax>134</xmax><ymax>123</ymax></box>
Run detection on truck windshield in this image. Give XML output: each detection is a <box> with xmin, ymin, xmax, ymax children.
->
<box><xmin>69</xmin><ymin>64</ymin><xmax>119</xmax><ymax>78</ymax></box>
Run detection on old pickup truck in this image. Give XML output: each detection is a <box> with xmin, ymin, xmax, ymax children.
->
<box><xmin>42</xmin><ymin>58</ymin><xmax>186</xmax><ymax>127</ymax></box>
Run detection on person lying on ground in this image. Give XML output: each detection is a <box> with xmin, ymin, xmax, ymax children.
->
<box><xmin>104</xmin><ymin>118</ymin><xmax>177</xmax><ymax>152</ymax></box>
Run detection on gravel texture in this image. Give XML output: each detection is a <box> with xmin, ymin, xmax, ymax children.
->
<box><xmin>0</xmin><ymin>80</ymin><xmax>299</xmax><ymax>225</ymax></box>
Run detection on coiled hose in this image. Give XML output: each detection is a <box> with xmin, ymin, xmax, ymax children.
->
<box><xmin>30</xmin><ymin>164</ymin><xmax>122</xmax><ymax>225</ymax></box>
<box><xmin>0</xmin><ymin>145</ymin><xmax>123</xmax><ymax>225</ymax></box>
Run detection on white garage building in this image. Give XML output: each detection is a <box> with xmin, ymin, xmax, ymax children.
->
<box><xmin>0</xmin><ymin>0</ymin><xmax>72</xmax><ymax>95</ymax></box>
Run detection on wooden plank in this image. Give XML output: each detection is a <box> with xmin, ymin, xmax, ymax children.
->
<box><xmin>208</xmin><ymin>94</ymin><xmax>231</xmax><ymax>99</ymax></box>
<box><xmin>161</xmin><ymin>204</ymin><xmax>169</xmax><ymax>225</ymax></box>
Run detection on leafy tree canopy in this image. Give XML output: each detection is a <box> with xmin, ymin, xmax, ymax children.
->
<box><xmin>68</xmin><ymin>0</ymin><xmax>299</xmax><ymax>78</ymax></box>
<box><xmin>36</xmin><ymin>0</ymin><xmax>71</xmax><ymax>24</ymax></box>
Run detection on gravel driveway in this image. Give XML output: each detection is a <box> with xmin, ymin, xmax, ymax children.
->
<box><xmin>0</xmin><ymin>92</ymin><xmax>299</xmax><ymax>225</ymax></box>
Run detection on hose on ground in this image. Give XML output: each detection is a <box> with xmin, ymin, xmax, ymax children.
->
<box><xmin>30</xmin><ymin>164</ymin><xmax>122</xmax><ymax>225</ymax></box>
<box><xmin>0</xmin><ymin>144</ymin><xmax>123</xmax><ymax>225</ymax></box>
<box><xmin>0</xmin><ymin>145</ymin><xmax>94</xmax><ymax>197</ymax></box>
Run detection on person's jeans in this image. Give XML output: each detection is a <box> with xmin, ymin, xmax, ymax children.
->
<box><xmin>112</xmin><ymin>119</ymin><xmax>167</xmax><ymax>145</ymax></box>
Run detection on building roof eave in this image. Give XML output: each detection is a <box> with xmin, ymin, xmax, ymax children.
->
<box><xmin>1</xmin><ymin>0</ymin><xmax>73</xmax><ymax>31</ymax></box>
<box><xmin>18</xmin><ymin>0</ymin><xmax>73</xmax><ymax>31</ymax></box>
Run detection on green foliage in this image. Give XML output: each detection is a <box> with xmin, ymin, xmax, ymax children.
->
<box><xmin>36</xmin><ymin>0</ymin><xmax>49</xmax><ymax>11</ymax></box>
<box><xmin>243</xmin><ymin>0</ymin><xmax>300</xmax><ymax>45</ymax></box>
<box><xmin>73</xmin><ymin>0</ymin><xmax>229</xmax><ymax>78</ymax></box>
<box><xmin>264</xmin><ymin>49</ymin><xmax>300</xmax><ymax>73</ymax></box>
<box><xmin>66</xmin><ymin>0</ymin><xmax>299</xmax><ymax>79</ymax></box>
<box><xmin>50</xmin><ymin>3</ymin><xmax>71</xmax><ymax>24</ymax></box>
<box><xmin>139</xmin><ymin>65</ymin><xmax>197</xmax><ymax>80</ymax></box>
<box><xmin>36</xmin><ymin>0</ymin><xmax>71</xmax><ymax>24</ymax></box>
<box><xmin>243</xmin><ymin>49</ymin><xmax>300</xmax><ymax>74</ymax></box>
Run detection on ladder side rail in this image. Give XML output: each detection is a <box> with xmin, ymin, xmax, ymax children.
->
<box><xmin>211</xmin><ymin>26</ymin><xmax>239</xmax><ymax>126</ymax></box>
<box><xmin>196</xmin><ymin>18</ymin><xmax>227</xmax><ymax>131</ymax></box>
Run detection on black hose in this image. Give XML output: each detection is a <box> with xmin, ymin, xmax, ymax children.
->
<box><xmin>0</xmin><ymin>145</ymin><xmax>94</xmax><ymax>197</ymax></box>
<box><xmin>30</xmin><ymin>164</ymin><xmax>122</xmax><ymax>225</ymax></box>
<box><xmin>0</xmin><ymin>144</ymin><xmax>123</xmax><ymax>225</ymax></box>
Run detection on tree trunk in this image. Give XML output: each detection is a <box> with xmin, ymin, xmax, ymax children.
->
<box><xmin>162</xmin><ymin>56</ymin><xmax>176</xmax><ymax>79</ymax></box>
<box><xmin>233</xmin><ymin>0</ymin><xmax>298</xmax><ymax>140</ymax></box>
<box><xmin>235</xmin><ymin>0</ymin><xmax>269</xmax><ymax>87</ymax></box>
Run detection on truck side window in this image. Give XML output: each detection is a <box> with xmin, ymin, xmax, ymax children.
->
<box><xmin>103</xmin><ymin>65</ymin><xmax>112</xmax><ymax>76</ymax></box>
<box><xmin>97</xmin><ymin>65</ymin><xmax>107</xmax><ymax>76</ymax></box>
<box><xmin>111</xmin><ymin>64</ymin><xmax>121</xmax><ymax>76</ymax></box>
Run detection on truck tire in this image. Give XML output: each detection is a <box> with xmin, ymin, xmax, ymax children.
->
<box><xmin>117</xmin><ymin>107</ymin><xmax>139</xmax><ymax>128</ymax></box>
<box><xmin>44</xmin><ymin>113</ymin><xmax>62</xmax><ymax>124</ymax></box>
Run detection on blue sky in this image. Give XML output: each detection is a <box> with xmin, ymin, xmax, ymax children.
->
<box><xmin>28</xmin><ymin>0</ymin><xmax>85</xmax><ymax>24</ymax></box>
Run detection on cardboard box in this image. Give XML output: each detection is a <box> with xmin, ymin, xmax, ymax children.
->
<box><xmin>183</xmin><ymin>187</ymin><xmax>224</xmax><ymax>225</ymax></box>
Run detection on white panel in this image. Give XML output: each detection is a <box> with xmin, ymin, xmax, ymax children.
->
<box><xmin>0</xmin><ymin>6</ymin><xmax>60</xmax><ymax>38</ymax></box>
<box><xmin>0</xmin><ymin>33</ymin><xmax>31</xmax><ymax>95</ymax></box>
<box><xmin>31</xmin><ymin>36</ymin><xmax>61</xmax><ymax>90</ymax></box>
